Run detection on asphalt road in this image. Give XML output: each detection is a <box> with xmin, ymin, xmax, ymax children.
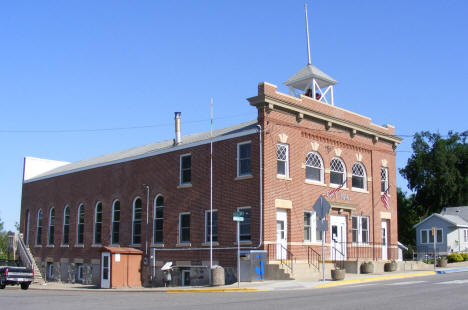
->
<box><xmin>1</xmin><ymin>272</ymin><xmax>467</xmax><ymax>310</ymax></box>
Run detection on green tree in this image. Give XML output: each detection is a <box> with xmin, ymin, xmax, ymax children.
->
<box><xmin>400</xmin><ymin>131</ymin><xmax>468</xmax><ymax>218</ymax></box>
<box><xmin>397</xmin><ymin>188</ymin><xmax>418</xmax><ymax>246</ymax></box>
<box><xmin>0</xmin><ymin>217</ymin><xmax>8</xmax><ymax>260</ymax></box>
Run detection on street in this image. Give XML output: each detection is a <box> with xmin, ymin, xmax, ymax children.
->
<box><xmin>1</xmin><ymin>272</ymin><xmax>467</xmax><ymax>310</ymax></box>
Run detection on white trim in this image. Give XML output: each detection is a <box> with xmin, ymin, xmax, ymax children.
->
<box><xmin>24</xmin><ymin>128</ymin><xmax>258</xmax><ymax>183</ymax></box>
<box><xmin>179</xmin><ymin>153</ymin><xmax>192</xmax><ymax>186</ymax></box>
<box><xmin>420</xmin><ymin>228</ymin><xmax>443</xmax><ymax>244</ymax></box>
<box><xmin>93</xmin><ymin>201</ymin><xmax>103</xmax><ymax>245</ymax></box>
<box><xmin>237</xmin><ymin>141</ymin><xmax>252</xmax><ymax>177</ymax></box>
<box><xmin>76</xmin><ymin>203</ymin><xmax>85</xmax><ymax>245</ymax></box>
<box><xmin>179</xmin><ymin>212</ymin><xmax>191</xmax><ymax>244</ymax></box>
<box><xmin>131</xmin><ymin>196</ymin><xmax>142</xmax><ymax>245</ymax></box>
<box><xmin>111</xmin><ymin>199</ymin><xmax>120</xmax><ymax>245</ymax></box>
<box><xmin>62</xmin><ymin>205</ymin><xmax>70</xmax><ymax>246</ymax></box>
<box><xmin>330</xmin><ymin>157</ymin><xmax>347</xmax><ymax>186</ymax></box>
<box><xmin>305</xmin><ymin>151</ymin><xmax>324</xmax><ymax>183</ymax></box>
<box><xmin>153</xmin><ymin>194</ymin><xmax>164</xmax><ymax>245</ymax></box>
<box><xmin>48</xmin><ymin>207</ymin><xmax>55</xmax><ymax>246</ymax></box>
<box><xmin>351</xmin><ymin>162</ymin><xmax>367</xmax><ymax>191</ymax></box>
<box><xmin>276</xmin><ymin>143</ymin><xmax>289</xmax><ymax>178</ymax></box>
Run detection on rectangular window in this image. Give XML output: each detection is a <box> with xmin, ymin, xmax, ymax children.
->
<box><xmin>437</xmin><ymin>229</ymin><xmax>443</xmax><ymax>243</ymax></box>
<box><xmin>421</xmin><ymin>230</ymin><xmax>427</xmax><ymax>244</ymax></box>
<box><xmin>304</xmin><ymin>212</ymin><xmax>312</xmax><ymax>242</ymax></box>
<box><xmin>94</xmin><ymin>203</ymin><xmax>102</xmax><ymax>245</ymax></box>
<box><xmin>381</xmin><ymin>167</ymin><xmax>389</xmax><ymax>193</ymax></box>
<box><xmin>352</xmin><ymin>216</ymin><xmax>369</xmax><ymax>243</ymax></box>
<box><xmin>63</xmin><ymin>208</ymin><xmax>70</xmax><ymax>245</ymax></box>
<box><xmin>464</xmin><ymin>230</ymin><xmax>468</xmax><ymax>243</ymax></box>
<box><xmin>179</xmin><ymin>213</ymin><xmax>191</xmax><ymax>243</ymax></box>
<box><xmin>132</xmin><ymin>199</ymin><xmax>142</xmax><ymax>245</ymax></box>
<box><xmin>205</xmin><ymin>210</ymin><xmax>218</xmax><ymax>243</ymax></box>
<box><xmin>180</xmin><ymin>154</ymin><xmax>192</xmax><ymax>185</ymax></box>
<box><xmin>77</xmin><ymin>205</ymin><xmax>85</xmax><ymax>245</ymax></box>
<box><xmin>112</xmin><ymin>201</ymin><xmax>120</xmax><ymax>244</ymax></box>
<box><xmin>239</xmin><ymin>207</ymin><xmax>251</xmax><ymax>241</ymax></box>
<box><xmin>237</xmin><ymin>142</ymin><xmax>252</xmax><ymax>177</ymax></box>
<box><xmin>77</xmin><ymin>264</ymin><xmax>84</xmax><ymax>282</ymax></box>
<box><xmin>421</xmin><ymin>229</ymin><xmax>443</xmax><ymax>244</ymax></box>
<box><xmin>276</xmin><ymin>143</ymin><xmax>289</xmax><ymax>177</ymax></box>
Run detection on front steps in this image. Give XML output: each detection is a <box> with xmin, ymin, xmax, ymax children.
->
<box><xmin>266</xmin><ymin>261</ymin><xmax>336</xmax><ymax>281</ymax></box>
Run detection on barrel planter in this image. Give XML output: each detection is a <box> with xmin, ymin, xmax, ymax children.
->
<box><xmin>384</xmin><ymin>261</ymin><xmax>397</xmax><ymax>272</ymax></box>
<box><xmin>331</xmin><ymin>269</ymin><xmax>346</xmax><ymax>281</ymax></box>
<box><xmin>360</xmin><ymin>262</ymin><xmax>374</xmax><ymax>274</ymax></box>
<box><xmin>437</xmin><ymin>257</ymin><xmax>448</xmax><ymax>268</ymax></box>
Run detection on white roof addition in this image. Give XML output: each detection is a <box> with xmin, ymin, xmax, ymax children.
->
<box><xmin>284</xmin><ymin>64</ymin><xmax>337</xmax><ymax>90</ymax></box>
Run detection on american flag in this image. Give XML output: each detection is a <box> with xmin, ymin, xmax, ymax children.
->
<box><xmin>381</xmin><ymin>185</ymin><xmax>390</xmax><ymax>210</ymax></box>
<box><xmin>326</xmin><ymin>179</ymin><xmax>346</xmax><ymax>198</ymax></box>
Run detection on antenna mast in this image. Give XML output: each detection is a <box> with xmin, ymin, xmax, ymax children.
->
<box><xmin>304</xmin><ymin>3</ymin><xmax>311</xmax><ymax>65</ymax></box>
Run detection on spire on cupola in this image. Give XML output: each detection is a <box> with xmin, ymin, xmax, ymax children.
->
<box><xmin>284</xmin><ymin>4</ymin><xmax>337</xmax><ymax>105</ymax></box>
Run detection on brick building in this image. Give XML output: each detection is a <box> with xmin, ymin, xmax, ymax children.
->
<box><xmin>19</xmin><ymin>64</ymin><xmax>402</xmax><ymax>286</ymax></box>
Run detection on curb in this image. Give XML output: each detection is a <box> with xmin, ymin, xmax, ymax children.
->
<box><xmin>436</xmin><ymin>267</ymin><xmax>468</xmax><ymax>274</ymax></box>
<box><xmin>311</xmin><ymin>271</ymin><xmax>436</xmax><ymax>288</ymax></box>
<box><xmin>166</xmin><ymin>288</ymin><xmax>264</xmax><ymax>293</ymax></box>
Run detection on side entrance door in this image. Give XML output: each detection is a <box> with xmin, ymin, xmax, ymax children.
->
<box><xmin>330</xmin><ymin>215</ymin><xmax>347</xmax><ymax>260</ymax></box>
<box><xmin>276</xmin><ymin>210</ymin><xmax>287</xmax><ymax>260</ymax></box>
<box><xmin>381</xmin><ymin>221</ymin><xmax>388</xmax><ymax>260</ymax></box>
<box><xmin>101</xmin><ymin>252</ymin><xmax>111</xmax><ymax>288</ymax></box>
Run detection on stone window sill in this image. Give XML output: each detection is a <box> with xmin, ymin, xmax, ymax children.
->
<box><xmin>305</xmin><ymin>180</ymin><xmax>326</xmax><ymax>186</ymax></box>
<box><xmin>60</xmin><ymin>244</ymin><xmax>69</xmax><ymax>248</ymax></box>
<box><xmin>151</xmin><ymin>243</ymin><xmax>165</xmax><ymax>248</ymax></box>
<box><xmin>351</xmin><ymin>188</ymin><xmax>369</xmax><ymax>194</ymax></box>
<box><xmin>176</xmin><ymin>243</ymin><xmax>191</xmax><ymax>247</ymax></box>
<box><xmin>201</xmin><ymin>242</ymin><xmax>220</xmax><ymax>246</ymax></box>
<box><xmin>235</xmin><ymin>175</ymin><xmax>253</xmax><ymax>181</ymax></box>
<box><xmin>74</xmin><ymin>244</ymin><xmax>84</xmax><ymax>248</ymax></box>
<box><xmin>277</xmin><ymin>175</ymin><xmax>292</xmax><ymax>181</ymax></box>
<box><xmin>177</xmin><ymin>183</ymin><xmax>193</xmax><ymax>189</ymax></box>
<box><xmin>233</xmin><ymin>240</ymin><xmax>252</xmax><ymax>245</ymax></box>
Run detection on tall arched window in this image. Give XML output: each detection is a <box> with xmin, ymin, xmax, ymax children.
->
<box><xmin>153</xmin><ymin>195</ymin><xmax>164</xmax><ymax>244</ymax></box>
<box><xmin>330</xmin><ymin>158</ymin><xmax>346</xmax><ymax>185</ymax></box>
<box><xmin>352</xmin><ymin>162</ymin><xmax>367</xmax><ymax>190</ymax></box>
<box><xmin>305</xmin><ymin>152</ymin><xmax>324</xmax><ymax>182</ymax></box>
<box><xmin>94</xmin><ymin>202</ymin><xmax>102</xmax><ymax>244</ymax></box>
<box><xmin>48</xmin><ymin>208</ymin><xmax>55</xmax><ymax>245</ymax></box>
<box><xmin>63</xmin><ymin>206</ymin><xmax>70</xmax><ymax>245</ymax></box>
<box><xmin>111</xmin><ymin>200</ymin><xmax>120</xmax><ymax>244</ymax></box>
<box><xmin>132</xmin><ymin>198</ymin><xmax>142</xmax><ymax>244</ymax></box>
<box><xmin>77</xmin><ymin>204</ymin><xmax>85</xmax><ymax>245</ymax></box>
<box><xmin>36</xmin><ymin>209</ymin><xmax>43</xmax><ymax>245</ymax></box>
<box><xmin>25</xmin><ymin>210</ymin><xmax>30</xmax><ymax>245</ymax></box>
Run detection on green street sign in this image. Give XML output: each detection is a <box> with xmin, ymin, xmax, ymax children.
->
<box><xmin>233</xmin><ymin>211</ymin><xmax>244</xmax><ymax>222</ymax></box>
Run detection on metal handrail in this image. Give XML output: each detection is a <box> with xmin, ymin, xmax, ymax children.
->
<box><xmin>16</xmin><ymin>234</ymin><xmax>33</xmax><ymax>270</ymax></box>
<box><xmin>332</xmin><ymin>246</ymin><xmax>345</xmax><ymax>269</ymax></box>
<box><xmin>267</xmin><ymin>243</ymin><xmax>296</xmax><ymax>275</ymax></box>
<box><xmin>307</xmin><ymin>246</ymin><xmax>321</xmax><ymax>271</ymax></box>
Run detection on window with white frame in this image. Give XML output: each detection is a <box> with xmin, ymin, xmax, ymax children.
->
<box><xmin>132</xmin><ymin>198</ymin><xmax>142</xmax><ymax>244</ymax></box>
<box><xmin>180</xmin><ymin>154</ymin><xmax>192</xmax><ymax>185</ymax></box>
<box><xmin>77</xmin><ymin>204</ymin><xmax>85</xmax><ymax>245</ymax></box>
<box><xmin>237</xmin><ymin>142</ymin><xmax>252</xmax><ymax>177</ymax></box>
<box><xmin>316</xmin><ymin>216</ymin><xmax>323</xmax><ymax>242</ymax></box>
<box><xmin>277</xmin><ymin>143</ymin><xmax>289</xmax><ymax>177</ymax></box>
<box><xmin>420</xmin><ymin>228</ymin><xmax>443</xmax><ymax>244</ymax></box>
<box><xmin>179</xmin><ymin>213</ymin><xmax>191</xmax><ymax>243</ymax></box>
<box><xmin>330</xmin><ymin>158</ymin><xmax>346</xmax><ymax>185</ymax></box>
<box><xmin>464</xmin><ymin>229</ymin><xmax>468</xmax><ymax>243</ymax></box>
<box><xmin>205</xmin><ymin>210</ymin><xmax>218</xmax><ymax>243</ymax></box>
<box><xmin>352</xmin><ymin>216</ymin><xmax>369</xmax><ymax>243</ymax></box>
<box><xmin>94</xmin><ymin>202</ymin><xmax>102</xmax><ymax>244</ymax></box>
<box><xmin>36</xmin><ymin>209</ymin><xmax>43</xmax><ymax>245</ymax></box>
<box><xmin>63</xmin><ymin>206</ymin><xmax>70</xmax><ymax>245</ymax></box>
<box><xmin>153</xmin><ymin>195</ymin><xmax>164</xmax><ymax>244</ymax></box>
<box><xmin>381</xmin><ymin>167</ymin><xmax>389</xmax><ymax>193</ymax></box>
<box><xmin>352</xmin><ymin>162</ymin><xmax>366</xmax><ymax>190</ymax></box>
<box><xmin>239</xmin><ymin>207</ymin><xmax>251</xmax><ymax>241</ymax></box>
<box><xmin>305</xmin><ymin>152</ymin><xmax>324</xmax><ymax>182</ymax></box>
<box><xmin>48</xmin><ymin>208</ymin><xmax>55</xmax><ymax>245</ymax></box>
<box><xmin>112</xmin><ymin>200</ymin><xmax>120</xmax><ymax>244</ymax></box>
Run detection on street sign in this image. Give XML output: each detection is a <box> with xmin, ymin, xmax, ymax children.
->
<box><xmin>233</xmin><ymin>211</ymin><xmax>244</xmax><ymax>222</ymax></box>
<box><xmin>313</xmin><ymin>195</ymin><xmax>331</xmax><ymax>220</ymax></box>
<box><xmin>317</xmin><ymin>220</ymin><xmax>328</xmax><ymax>232</ymax></box>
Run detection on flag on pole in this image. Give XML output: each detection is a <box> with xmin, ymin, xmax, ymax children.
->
<box><xmin>326</xmin><ymin>179</ymin><xmax>346</xmax><ymax>198</ymax></box>
<box><xmin>381</xmin><ymin>185</ymin><xmax>390</xmax><ymax>210</ymax></box>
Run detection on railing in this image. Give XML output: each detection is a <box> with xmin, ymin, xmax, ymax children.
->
<box><xmin>16</xmin><ymin>233</ymin><xmax>33</xmax><ymax>270</ymax></box>
<box><xmin>335</xmin><ymin>242</ymin><xmax>399</xmax><ymax>261</ymax></box>
<box><xmin>267</xmin><ymin>243</ymin><xmax>296</xmax><ymax>275</ymax></box>
<box><xmin>413</xmin><ymin>246</ymin><xmax>440</xmax><ymax>261</ymax></box>
<box><xmin>307</xmin><ymin>246</ymin><xmax>321</xmax><ymax>271</ymax></box>
<box><xmin>332</xmin><ymin>246</ymin><xmax>345</xmax><ymax>269</ymax></box>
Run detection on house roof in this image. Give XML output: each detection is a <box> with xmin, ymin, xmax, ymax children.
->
<box><xmin>413</xmin><ymin>213</ymin><xmax>468</xmax><ymax>229</ymax></box>
<box><xmin>441</xmin><ymin>206</ymin><xmax>468</xmax><ymax>223</ymax></box>
<box><xmin>284</xmin><ymin>64</ymin><xmax>338</xmax><ymax>90</ymax></box>
<box><xmin>25</xmin><ymin>120</ymin><xmax>258</xmax><ymax>183</ymax></box>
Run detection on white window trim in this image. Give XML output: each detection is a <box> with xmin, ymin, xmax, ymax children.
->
<box><xmin>205</xmin><ymin>209</ymin><xmax>218</xmax><ymax>243</ymax></box>
<box><xmin>420</xmin><ymin>228</ymin><xmax>443</xmax><ymax>244</ymax></box>
<box><xmin>304</xmin><ymin>211</ymin><xmax>321</xmax><ymax>243</ymax></box>
<box><xmin>463</xmin><ymin>229</ymin><xmax>468</xmax><ymax>243</ymax></box>
<box><xmin>131</xmin><ymin>197</ymin><xmax>142</xmax><ymax>245</ymax></box>
<box><xmin>237</xmin><ymin>206</ymin><xmax>252</xmax><ymax>241</ymax></box>
<box><xmin>36</xmin><ymin>209</ymin><xmax>43</xmax><ymax>246</ymax></box>
<box><xmin>351</xmin><ymin>162</ymin><xmax>367</xmax><ymax>191</ymax></box>
<box><xmin>153</xmin><ymin>194</ymin><xmax>164</xmax><ymax>245</ymax></box>
<box><xmin>94</xmin><ymin>202</ymin><xmax>102</xmax><ymax>245</ymax></box>
<box><xmin>179</xmin><ymin>212</ymin><xmax>191</xmax><ymax>244</ymax></box>
<box><xmin>381</xmin><ymin>167</ymin><xmax>389</xmax><ymax>194</ymax></box>
<box><xmin>305</xmin><ymin>152</ymin><xmax>325</xmax><ymax>183</ymax></box>
<box><xmin>76</xmin><ymin>204</ymin><xmax>85</xmax><ymax>245</ymax></box>
<box><xmin>62</xmin><ymin>205</ymin><xmax>70</xmax><ymax>245</ymax></box>
<box><xmin>237</xmin><ymin>141</ymin><xmax>252</xmax><ymax>177</ymax></box>
<box><xmin>111</xmin><ymin>199</ymin><xmax>120</xmax><ymax>245</ymax></box>
<box><xmin>180</xmin><ymin>153</ymin><xmax>192</xmax><ymax>185</ymax></box>
<box><xmin>352</xmin><ymin>216</ymin><xmax>370</xmax><ymax>244</ymax></box>
<box><xmin>277</xmin><ymin>143</ymin><xmax>289</xmax><ymax>177</ymax></box>
<box><xmin>48</xmin><ymin>207</ymin><xmax>55</xmax><ymax>246</ymax></box>
<box><xmin>330</xmin><ymin>157</ymin><xmax>347</xmax><ymax>186</ymax></box>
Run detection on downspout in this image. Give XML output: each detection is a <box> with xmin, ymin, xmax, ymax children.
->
<box><xmin>256</xmin><ymin>124</ymin><xmax>263</xmax><ymax>248</ymax></box>
<box><xmin>144</xmin><ymin>184</ymin><xmax>150</xmax><ymax>256</ymax></box>
<box><xmin>371</xmin><ymin>151</ymin><xmax>375</xmax><ymax>261</ymax></box>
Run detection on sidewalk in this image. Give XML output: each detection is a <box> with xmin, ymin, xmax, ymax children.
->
<box><xmin>29</xmin><ymin>261</ymin><xmax>468</xmax><ymax>293</ymax></box>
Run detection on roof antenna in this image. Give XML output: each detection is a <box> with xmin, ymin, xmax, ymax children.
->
<box><xmin>304</xmin><ymin>3</ymin><xmax>311</xmax><ymax>65</ymax></box>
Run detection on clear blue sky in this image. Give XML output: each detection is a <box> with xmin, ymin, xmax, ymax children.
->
<box><xmin>1</xmin><ymin>1</ymin><xmax>467</xmax><ymax>231</ymax></box>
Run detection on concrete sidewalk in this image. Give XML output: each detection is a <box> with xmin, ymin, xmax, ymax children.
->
<box><xmin>29</xmin><ymin>261</ymin><xmax>468</xmax><ymax>293</ymax></box>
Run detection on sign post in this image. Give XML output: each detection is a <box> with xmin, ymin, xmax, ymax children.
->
<box><xmin>432</xmin><ymin>227</ymin><xmax>437</xmax><ymax>270</ymax></box>
<box><xmin>313</xmin><ymin>195</ymin><xmax>331</xmax><ymax>282</ymax></box>
<box><xmin>233</xmin><ymin>211</ymin><xmax>244</xmax><ymax>288</ymax></box>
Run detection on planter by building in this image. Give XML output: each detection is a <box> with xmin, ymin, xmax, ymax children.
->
<box><xmin>384</xmin><ymin>261</ymin><xmax>397</xmax><ymax>272</ymax></box>
<box><xmin>331</xmin><ymin>269</ymin><xmax>346</xmax><ymax>281</ymax></box>
<box><xmin>360</xmin><ymin>262</ymin><xmax>374</xmax><ymax>274</ymax></box>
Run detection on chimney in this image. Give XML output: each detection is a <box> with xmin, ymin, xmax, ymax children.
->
<box><xmin>174</xmin><ymin>112</ymin><xmax>182</xmax><ymax>145</ymax></box>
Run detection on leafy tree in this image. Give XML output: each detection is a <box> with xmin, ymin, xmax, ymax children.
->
<box><xmin>400</xmin><ymin>131</ymin><xmax>468</xmax><ymax>218</ymax></box>
<box><xmin>0</xmin><ymin>217</ymin><xmax>8</xmax><ymax>260</ymax></box>
<box><xmin>397</xmin><ymin>188</ymin><xmax>418</xmax><ymax>247</ymax></box>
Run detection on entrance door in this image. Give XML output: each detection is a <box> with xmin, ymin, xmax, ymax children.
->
<box><xmin>101</xmin><ymin>252</ymin><xmax>110</xmax><ymax>288</ymax></box>
<box><xmin>182</xmin><ymin>270</ymin><xmax>191</xmax><ymax>286</ymax></box>
<box><xmin>381</xmin><ymin>221</ymin><xmax>388</xmax><ymax>260</ymax></box>
<box><xmin>330</xmin><ymin>215</ymin><xmax>347</xmax><ymax>260</ymax></box>
<box><xmin>276</xmin><ymin>210</ymin><xmax>287</xmax><ymax>260</ymax></box>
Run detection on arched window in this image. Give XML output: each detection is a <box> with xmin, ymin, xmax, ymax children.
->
<box><xmin>48</xmin><ymin>208</ymin><xmax>55</xmax><ymax>245</ymax></box>
<box><xmin>352</xmin><ymin>162</ymin><xmax>367</xmax><ymax>190</ymax></box>
<box><xmin>305</xmin><ymin>152</ymin><xmax>324</xmax><ymax>182</ymax></box>
<box><xmin>36</xmin><ymin>209</ymin><xmax>43</xmax><ymax>245</ymax></box>
<box><xmin>153</xmin><ymin>195</ymin><xmax>164</xmax><ymax>244</ymax></box>
<box><xmin>77</xmin><ymin>204</ymin><xmax>85</xmax><ymax>245</ymax></box>
<box><xmin>63</xmin><ymin>206</ymin><xmax>70</xmax><ymax>245</ymax></box>
<box><xmin>111</xmin><ymin>200</ymin><xmax>120</xmax><ymax>244</ymax></box>
<box><xmin>132</xmin><ymin>198</ymin><xmax>142</xmax><ymax>244</ymax></box>
<box><xmin>25</xmin><ymin>210</ymin><xmax>30</xmax><ymax>245</ymax></box>
<box><xmin>94</xmin><ymin>202</ymin><xmax>102</xmax><ymax>244</ymax></box>
<box><xmin>330</xmin><ymin>158</ymin><xmax>346</xmax><ymax>185</ymax></box>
